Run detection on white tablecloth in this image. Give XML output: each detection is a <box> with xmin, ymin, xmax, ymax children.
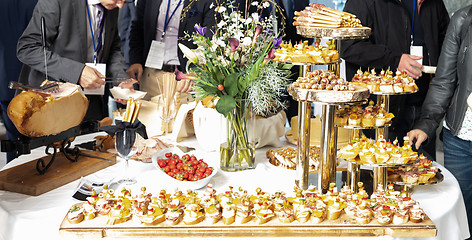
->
<box><xmin>0</xmin><ymin>133</ymin><xmax>469</xmax><ymax>240</ymax></box>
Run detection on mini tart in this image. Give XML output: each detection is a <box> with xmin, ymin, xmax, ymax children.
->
<box><xmin>138</xmin><ymin>207</ymin><xmax>165</xmax><ymax>225</ymax></box>
<box><xmin>222</xmin><ymin>206</ymin><xmax>236</xmax><ymax>225</ymax></box>
<box><xmin>107</xmin><ymin>209</ymin><xmax>132</xmax><ymax>225</ymax></box>
<box><xmin>294</xmin><ymin>204</ymin><xmax>311</xmax><ymax>223</ymax></box>
<box><xmin>354</xmin><ymin>208</ymin><xmax>372</xmax><ymax>224</ymax></box>
<box><xmin>165</xmin><ymin>199</ymin><xmax>183</xmax><ymax>225</ymax></box>
<box><xmin>67</xmin><ymin>205</ymin><xmax>84</xmax><ymax>224</ymax></box>
<box><xmin>375</xmin><ymin>207</ymin><xmax>393</xmax><ymax>225</ymax></box>
<box><xmin>362</xmin><ymin>114</ymin><xmax>375</xmax><ymax>127</ymax></box>
<box><xmin>235</xmin><ymin>201</ymin><xmax>252</xmax><ymax>224</ymax></box>
<box><xmin>310</xmin><ymin>208</ymin><xmax>325</xmax><ymax>223</ymax></box>
<box><xmin>348</xmin><ymin>114</ymin><xmax>361</xmax><ymax>126</ymax></box>
<box><xmin>205</xmin><ymin>205</ymin><xmax>222</xmax><ymax>224</ymax></box>
<box><xmin>165</xmin><ymin>209</ymin><xmax>183</xmax><ymax>225</ymax></box>
<box><xmin>409</xmin><ymin>205</ymin><xmax>425</xmax><ymax>223</ymax></box>
<box><xmin>82</xmin><ymin>202</ymin><xmax>97</xmax><ymax>220</ymax></box>
<box><xmin>326</xmin><ymin>207</ymin><xmax>342</xmax><ymax>220</ymax></box>
<box><xmin>183</xmin><ymin>203</ymin><xmax>205</xmax><ymax>225</ymax></box>
<box><xmin>358</xmin><ymin>149</ymin><xmax>375</xmax><ymax>164</ymax></box>
<box><xmin>254</xmin><ymin>207</ymin><xmax>274</xmax><ymax>225</ymax></box>
<box><xmin>392</xmin><ymin>209</ymin><xmax>409</xmax><ymax>225</ymax></box>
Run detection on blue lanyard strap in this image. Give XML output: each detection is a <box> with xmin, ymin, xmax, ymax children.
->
<box><xmin>411</xmin><ymin>0</ymin><xmax>416</xmax><ymax>45</ymax></box>
<box><xmin>162</xmin><ymin>0</ymin><xmax>183</xmax><ymax>38</ymax></box>
<box><xmin>86</xmin><ymin>0</ymin><xmax>106</xmax><ymax>63</ymax></box>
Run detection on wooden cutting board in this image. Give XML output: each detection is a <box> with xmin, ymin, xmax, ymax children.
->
<box><xmin>0</xmin><ymin>150</ymin><xmax>116</xmax><ymax>196</ymax></box>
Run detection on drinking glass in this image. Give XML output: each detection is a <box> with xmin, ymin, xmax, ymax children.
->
<box><xmin>160</xmin><ymin>99</ymin><xmax>177</xmax><ymax>135</ymax></box>
<box><xmin>115</xmin><ymin>129</ymin><xmax>138</xmax><ymax>185</ymax></box>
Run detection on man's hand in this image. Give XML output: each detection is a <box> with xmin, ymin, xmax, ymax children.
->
<box><xmin>407</xmin><ymin>129</ymin><xmax>428</xmax><ymax>150</ymax></box>
<box><xmin>79</xmin><ymin>66</ymin><xmax>106</xmax><ymax>89</ymax></box>
<box><xmin>115</xmin><ymin>78</ymin><xmax>139</xmax><ymax>105</ymax></box>
<box><xmin>126</xmin><ymin>63</ymin><xmax>143</xmax><ymax>82</ymax></box>
<box><xmin>398</xmin><ymin>54</ymin><xmax>423</xmax><ymax>79</ymax></box>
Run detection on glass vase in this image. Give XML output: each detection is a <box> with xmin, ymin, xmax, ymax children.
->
<box><xmin>220</xmin><ymin>100</ymin><xmax>256</xmax><ymax>171</ymax></box>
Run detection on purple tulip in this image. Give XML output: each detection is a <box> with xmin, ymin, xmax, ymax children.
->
<box><xmin>194</xmin><ymin>25</ymin><xmax>207</xmax><ymax>36</ymax></box>
<box><xmin>272</xmin><ymin>37</ymin><xmax>283</xmax><ymax>49</ymax></box>
<box><xmin>228</xmin><ymin>38</ymin><xmax>240</xmax><ymax>53</ymax></box>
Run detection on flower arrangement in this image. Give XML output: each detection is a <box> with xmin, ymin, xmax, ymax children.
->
<box><xmin>178</xmin><ymin>0</ymin><xmax>292</xmax><ymax>118</ymax></box>
<box><xmin>178</xmin><ymin>0</ymin><xmax>292</xmax><ymax>171</ymax></box>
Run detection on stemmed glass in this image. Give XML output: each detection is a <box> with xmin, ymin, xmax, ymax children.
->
<box><xmin>115</xmin><ymin>129</ymin><xmax>138</xmax><ymax>185</ymax></box>
<box><xmin>160</xmin><ymin>99</ymin><xmax>177</xmax><ymax>135</ymax></box>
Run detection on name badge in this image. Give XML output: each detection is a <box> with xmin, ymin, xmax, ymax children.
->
<box><xmin>145</xmin><ymin>40</ymin><xmax>165</xmax><ymax>70</ymax></box>
<box><xmin>410</xmin><ymin>45</ymin><xmax>423</xmax><ymax>65</ymax></box>
<box><xmin>84</xmin><ymin>63</ymin><xmax>106</xmax><ymax>95</ymax></box>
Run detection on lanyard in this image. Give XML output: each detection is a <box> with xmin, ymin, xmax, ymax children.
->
<box><xmin>161</xmin><ymin>0</ymin><xmax>182</xmax><ymax>39</ymax></box>
<box><xmin>410</xmin><ymin>0</ymin><xmax>416</xmax><ymax>45</ymax></box>
<box><xmin>86</xmin><ymin>0</ymin><xmax>105</xmax><ymax>64</ymax></box>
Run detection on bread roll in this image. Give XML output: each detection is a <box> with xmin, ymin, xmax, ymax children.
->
<box><xmin>8</xmin><ymin>82</ymin><xmax>88</xmax><ymax>137</ymax></box>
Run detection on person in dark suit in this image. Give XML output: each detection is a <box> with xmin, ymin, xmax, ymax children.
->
<box><xmin>17</xmin><ymin>0</ymin><xmax>136</xmax><ymax>122</ymax></box>
<box><xmin>0</xmin><ymin>0</ymin><xmax>38</xmax><ymax>163</ymax></box>
<box><xmin>127</xmin><ymin>0</ymin><xmax>216</xmax><ymax>97</ymax></box>
<box><xmin>118</xmin><ymin>0</ymin><xmax>137</xmax><ymax>68</ymax></box>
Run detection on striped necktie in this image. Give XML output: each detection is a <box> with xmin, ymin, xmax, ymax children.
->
<box><xmin>95</xmin><ymin>4</ymin><xmax>105</xmax><ymax>62</ymax></box>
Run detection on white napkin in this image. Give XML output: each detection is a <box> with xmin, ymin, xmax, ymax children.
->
<box><xmin>422</xmin><ymin>66</ymin><xmax>436</xmax><ymax>74</ymax></box>
<box><xmin>110</xmin><ymin>87</ymin><xmax>147</xmax><ymax>100</ymax></box>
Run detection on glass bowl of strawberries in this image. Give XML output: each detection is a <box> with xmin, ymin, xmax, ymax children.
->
<box><xmin>152</xmin><ymin>147</ymin><xmax>217</xmax><ymax>189</ymax></box>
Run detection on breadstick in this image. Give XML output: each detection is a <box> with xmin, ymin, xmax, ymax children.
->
<box><xmin>123</xmin><ymin>97</ymin><xmax>132</xmax><ymax>122</ymax></box>
<box><xmin>126</xmin><ymin>99</ymin><xmax>136</xmax><ymax>122</ymax></box>
<box><xmin>131</xmin><ymin>101</ymin><xmax>141</xmax><ymax>123</ymax></box>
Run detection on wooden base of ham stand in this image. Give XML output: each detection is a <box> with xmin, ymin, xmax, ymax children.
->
<box><xmin>0</xmin><ymin>150</ymin><xmax>116</xmax><ymax>196</ymax></box>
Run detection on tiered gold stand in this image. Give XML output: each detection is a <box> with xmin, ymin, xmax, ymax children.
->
<box><xmin>288</xmin><ymin>25</ymin><xmax>371</xmax><ymax>193</ymax></box>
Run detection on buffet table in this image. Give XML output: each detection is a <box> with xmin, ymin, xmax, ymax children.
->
<box><xmin>0</xmin><ymin>132</ymin><xmax>469</xmax><ymax>240</ymax></box>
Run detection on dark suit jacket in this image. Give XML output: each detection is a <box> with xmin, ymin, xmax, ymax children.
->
<box><xmin>17</xmin><ymin>0</ymin><xmax>127</xmax><ymax>87</ymax></box>
<box><xmin>129</xmin><ymin>0</ymin><xmax>216</xmax><ymax>70</ymax></box>
<box><xmin>119</xmin><ymin>2</ymin><xmax>136</xmax><ymax>68</ymax></box>
<box><xmin>0</xmin><ymin>0</ymin><xmax>37</xmax><ymax>102</ymax></box>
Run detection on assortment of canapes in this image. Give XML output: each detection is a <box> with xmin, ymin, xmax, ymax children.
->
<box><xmin>337</xmin><ymin>135</ymin><xmax>418</xmax><ymax>165</ymax></box>
<box><xmin>66</xmin><ymin>183</ymin><xmax>426</xmax><ymax>225</ymax></box>
<box><xmin>291</xmin><ymin>70</ymin><xmax>356</xmax><ymax>91</ymax></box>
<box><xmin>335</xmin><ymin>101</ymin><xmax>394</xmax><ymax>127</ymax></box>
<box><xmin>388</xmin><ymin>154</ymin><xmax>440</xmax><ymax>184</ymax></box>
<box><xmin>266</xmin><ymin>146</ymin><xmax>321</xmax><ymax>171</ymax></box>
<box><xmin>274</xmin><ymin>40</ymin><xmax>339</xmax><ymax>63</ymax></box>
<box><xmin>351</xmin><ymin>69</ymin><xmax>418</xmax><ymax>93</ymax></box>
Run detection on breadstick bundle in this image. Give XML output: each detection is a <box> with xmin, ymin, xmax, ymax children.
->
<box><xmin>294</xmin><ymin>3</ymin><xmax>362</xmax><ymax>28</ymax></box>
<box><xmin>123</xmin><ymin>97</ymin><xmax>142</xmax><ymax>123</ymax></box>
<box><xmin>157</xmin><ymin>73</ymin><xmax>178</xmax><ymax>133</ymax></box>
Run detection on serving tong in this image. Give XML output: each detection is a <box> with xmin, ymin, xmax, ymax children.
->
<box><xmin>8</xmin><ymin>81</ymin><xmax>59</xmax><ymax>92</ymax></box>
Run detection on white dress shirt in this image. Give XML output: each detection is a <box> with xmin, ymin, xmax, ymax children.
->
<box><xmin>155</xmin><ymin>0</ymin><xmax>183</xmax><ymax>66</ymax></box>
